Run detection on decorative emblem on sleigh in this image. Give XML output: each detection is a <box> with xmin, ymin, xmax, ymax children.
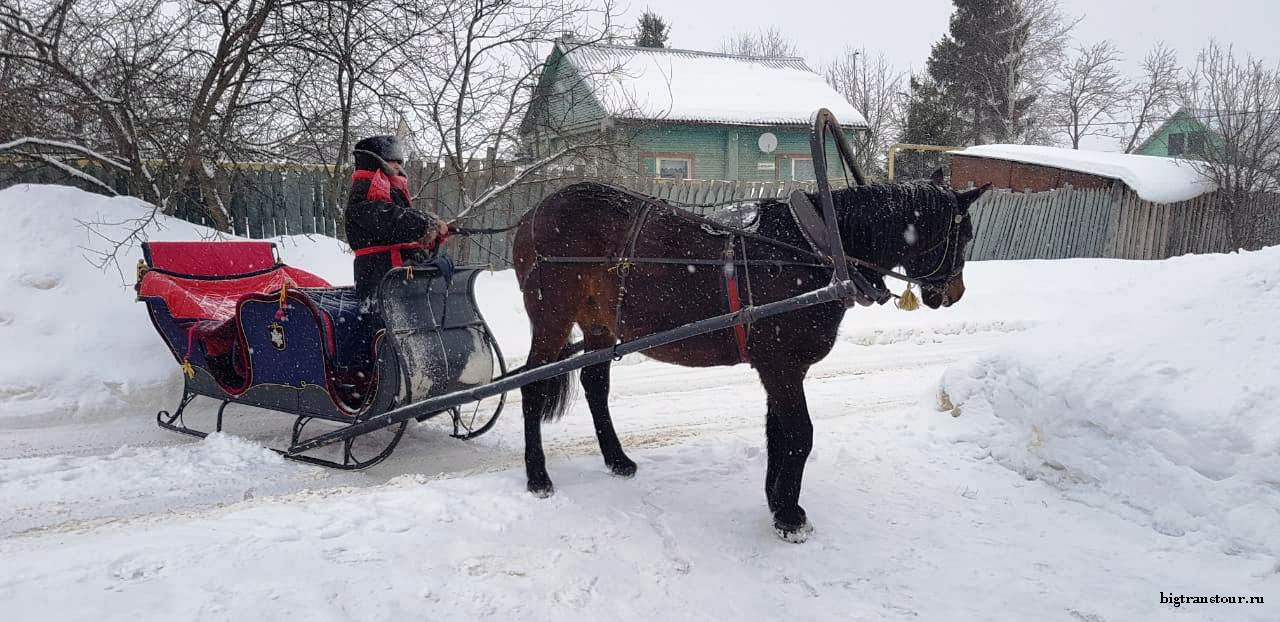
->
<box><xmin>267</xmin><ymin>322</ymin><xmax>287</xmax><ymax>350</ymax></box>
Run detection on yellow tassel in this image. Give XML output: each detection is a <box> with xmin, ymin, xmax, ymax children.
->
<box><xmin>896</xmin><ymin>285</ymin><xmax>920</xmax><ymax>311</ymax></box>
<box><xmin>405</xmin><ymin>265</ymin><xmax>414</xmax><ymax>281</ymax></box>
<box><xmin>180</xmin><ymin>359</ymin><xmax>195</xmax><ymax>379</ymax></box>
<box><xmin>275</xmin><ymin>282</ymin><xmax>290</xmax><ymax>320</ymax></box>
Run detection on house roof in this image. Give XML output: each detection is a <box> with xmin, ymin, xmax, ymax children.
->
<box><xmin>558</xmin><ymin>42</ymin><xmax>868</xmax><ymax>128</ymax></box>
<box><xmin>955</xmin><ymin>144</ymin><xmax>1216</xmax><ymax>203</ymax></box>
<box><xmin>1134</xmin><ymin>107</ymin><xmax>1215</xmax><ymax>154</ymax></box>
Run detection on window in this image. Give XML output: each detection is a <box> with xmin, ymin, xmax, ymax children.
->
<box><xmin>656</xmin><ymin>157</ymin><xmax>692</xmax><ymax>180</ymax></box>
<box><xmin>1168</xmin><ymin>132</ymin><xmax>1185</xmax><ymax>156</ymax></box>
<box><xmin>1188</xmin><ymin>131</ymin><xmax>1206</xmax><ymax>156</ymax></box>
<box><xmin>790</xmin><ymin>157</ymin><xmax>815</xmax><ymax>181</ymax></box>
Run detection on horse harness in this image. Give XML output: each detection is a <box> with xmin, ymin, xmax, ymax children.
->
<box><xmin>527</xmin><ymin>185</ymin><xmax>962</xmax><ymax>365</ymax></box>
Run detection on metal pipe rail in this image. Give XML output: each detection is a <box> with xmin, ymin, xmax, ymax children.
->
<box><xmin>286</xmin><ymin>278</ymin><xmax>863</xmax><ymax>456</ymax></box>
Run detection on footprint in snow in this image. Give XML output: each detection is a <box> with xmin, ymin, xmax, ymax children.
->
<box><xmin>107</xmin><ymin>555</ymin><xmax>166</xmax><ymax>586</ymax></box>
<box><xmin>19</xmin><ymin>272</ymin><xmax>61</xmax><ymax>290</ymax></box>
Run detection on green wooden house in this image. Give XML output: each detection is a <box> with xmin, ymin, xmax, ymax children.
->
<box><xmin>519</xmin><ymin>40</ymin><xmax>867</xmax><ymax>182</ymax></box>
<box><xmin>1135</xmin><ymin>108</ymin><xmax>1217</xmax><ymax>159</ymax></box>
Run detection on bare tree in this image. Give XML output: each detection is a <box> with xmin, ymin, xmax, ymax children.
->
<box><xmin>0</xmin><ymin>0</ymin><xmax>176</xmax><ymax>205</ymax></box>
<box><xmin>1049</xmin><ymin>41</ymin><xmax>1127</xmax><ymax>149</ymax></box>
<box><xmin>718</xmin><ymin>27</ymin><xmax>798</xmax><ymax>58</ymax></box>
<box><xmin>0</xmin><ymin>0</ymin><xmax>284</xmax><ymax>231</ymax></box>
<box><xmin>1120</xmin><ymin>42</ymin><xmax>1181</xmax><ymax>153</ymax></box>
<box><xmin>985</xmin><ymin>0</ymin><xmax>1080</xmax><ymax>144</ymax></box>
<box><xmin>388</xmin><ymin>0</ymin><xmax>625</xmax><ymax>219</ymax></box>
<box><xmin>270</xmin><ymin>0</ymin><xmax>436</xmax><ymax>236</ymax></box>
<box><xmin>1183</xmin><ymin>40</ymin><xmax>1280</xmax><ymax>249</ymax></box>
<box><xmin>824</xmin><ymin>47</ymin><xmax>904</xmax><ymax>179</ymax></box>
<box><xmin>164</xmin><ymin>0</ymin><xmax>282</xmax><ymax>231</ymax></box>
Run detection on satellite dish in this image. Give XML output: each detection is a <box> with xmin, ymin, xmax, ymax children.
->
<box><xmin>757</xmin><ymin>132</ymin><xmax>778</xmax><ymax>154</ymax></box>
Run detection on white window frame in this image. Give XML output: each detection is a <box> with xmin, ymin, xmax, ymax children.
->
<box><xmin>790</xmin><ymin>156</ymin><xmax>815</xmax><ymax>181</ymax></box>
<box><xmin>655</xmin><ymin>156</ymin><xmax>693</xmax><ymax>180</ymax></box>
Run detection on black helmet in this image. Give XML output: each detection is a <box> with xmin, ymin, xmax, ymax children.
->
<box><xmin>353</xmin><ymin>135</ymin><xmax>405</xmax><ymax>171</ymax></box>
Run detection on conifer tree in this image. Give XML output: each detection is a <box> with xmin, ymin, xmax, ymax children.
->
<box><xmin>635</xmin><ymin>10</ymin><xmax>669</xmax><ymax>48</ymax></box>
<box><xmin>913</xmin><ymin>0</ymin><xmax>1073</xmax><ymax>145</ymax></box>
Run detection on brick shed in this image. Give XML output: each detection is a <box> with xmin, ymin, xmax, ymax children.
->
<box><xmin>951</xmin><ymin>152</ymin><xmax>1114</xmax><ymax>192</ymax></box>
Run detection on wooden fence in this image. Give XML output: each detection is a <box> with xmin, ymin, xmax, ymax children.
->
<box><xmin>0</xmin><ymin>159</ymin><xmax>341</xmax><ymax>238</ymax></box>
<box><xmin>440</xmin><ymin>177</ymin><xmax>818</xmax><ymax>268</ymax></box>
<box><xmin>965</xmin><ymin>185</ymin><xmax>1280</xmax><ymax>261</ymax></box>
<box><xmin>6</xmin><ymin>157</ymin><xmax>1277</xmax><ymax>266</ymax></box>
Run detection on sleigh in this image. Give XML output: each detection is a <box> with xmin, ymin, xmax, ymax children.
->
<box><xmin>136</xmin><ymin>240</ymin><xmax>507</xmax><ymax>468</ymax></box>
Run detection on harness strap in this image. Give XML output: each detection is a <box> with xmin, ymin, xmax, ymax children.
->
<box><xmin>354</xmin><ymin>242</ymin><xmax>425</xmax><ymax>268</ymax></box>
<box><xmin>613</xmin><ymin>202</ymin><xmax>652</xmax><ymax>336</ymax></box>
<box><xmin>723</xmin><ymin>237</ymin><xmax>750</xmax><ymax>364</ymax></box>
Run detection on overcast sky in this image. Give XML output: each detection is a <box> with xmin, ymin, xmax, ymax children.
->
<box><xmin>619</xmin><ymin>0</ymin><xmax>1279</xmax><ymax>78</ymax></box>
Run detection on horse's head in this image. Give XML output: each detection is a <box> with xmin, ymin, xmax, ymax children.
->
<box><xmin>901</xmin><ymin>171</ymin><xmax>990</xmax><ymax>308</ymax></box>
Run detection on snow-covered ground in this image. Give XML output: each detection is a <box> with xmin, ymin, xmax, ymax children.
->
<box><xmin>2</xmin><ymin>184</ymin><xmax>1277</xmax><ymax>621</ymax></box>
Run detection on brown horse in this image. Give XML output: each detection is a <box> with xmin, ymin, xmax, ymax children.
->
<box><xmin>511</xmin><ymin>178</ymin><xmax>989</xmax><ymax>541</ymax></box>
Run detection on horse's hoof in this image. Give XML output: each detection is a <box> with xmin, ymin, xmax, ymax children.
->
<box><xmin>773</xmin><ymin>507</ymin><xmax>812</xmax><ymax>543</ymax></box>
<box><xmin>527</xmin><ymin>479</ymin><xmax>555</xmax><ymax>498</ymax></box>
<box><xmin>608</xmin><ymin>458</ymin><xmax>637</xmax><ymax>478</ymax></box>
<box><xmin>774</xmin><ymin>519</ymin><xmax>814</xmax><ymax>543</ymax></box>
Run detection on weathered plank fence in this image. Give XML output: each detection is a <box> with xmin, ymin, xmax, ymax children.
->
<box><xmin>965</xmin><ymin>186</ymin><xmax>1280</xmax><ymax>261</ymax></box>
<box><xmin>440</xmin><ymin>177</ymin><xmax>818</xmax><ymax>268</ymax></box>
<box><xmin>6</xmin><ymin>157</ymin><xmax>1276</xmax><ymax>267</ymax></box>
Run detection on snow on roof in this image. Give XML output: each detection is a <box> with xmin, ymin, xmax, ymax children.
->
<box><xmin>562</xmin><ymin>43</ymin><xmax>867</xmax><ymax>128</ymax></box>
<box><xmin>956</xmin><ymin>144</ymin><xmax>1216</xmax><ymax>204</ymax></box>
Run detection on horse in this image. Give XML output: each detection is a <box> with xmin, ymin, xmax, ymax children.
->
<box><xmin>510</xmin><ymin>175</ymin><xmax>990</xmax><ymax>542</ymax></box>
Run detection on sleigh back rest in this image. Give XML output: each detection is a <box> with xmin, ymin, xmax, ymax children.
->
<box><xmin>139</xmin><ymin>241</ymin><xmax>331</xmax><ymax>321</ymax></box>
<box><xmin>143</xmin><ymin>241</ymin><xmax>279</xmax><ymax>277</ymax></box>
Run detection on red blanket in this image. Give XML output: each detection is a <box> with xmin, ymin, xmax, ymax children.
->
<box><xmin>139</xmin><ymin>267</ymin><xmax>330</xmax><ymax>321</ymax></box>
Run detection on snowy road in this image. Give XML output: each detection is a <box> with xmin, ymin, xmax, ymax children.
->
<box><xmin>0</xmin><ymin>327</ymin><xmax>996</xmax><ymax>537</ymax></box>
<box><xmin>4</xmin><ymin>328</ymin><xmax>1276</xmax><ymax>621</ymax></box>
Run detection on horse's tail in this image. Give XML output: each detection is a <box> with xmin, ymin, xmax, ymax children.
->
<box><xmin>525</xmin><ymin>341</ymin><xmax>584</xmax><ymax>423</ymax></box>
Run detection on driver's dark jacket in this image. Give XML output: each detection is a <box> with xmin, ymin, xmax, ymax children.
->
<box><xmin>344</xmin><ymin>178</ymin><xmax>437</xmax><ymax>300</ymax></box>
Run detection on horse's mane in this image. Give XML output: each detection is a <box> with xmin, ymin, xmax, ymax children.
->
<box><xmin>753</xmin><ymin>181</ymin><xmax>958</xmax><ymax>267</ymax></box>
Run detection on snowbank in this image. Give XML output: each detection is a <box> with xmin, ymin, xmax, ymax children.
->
<box><xmin>0</xmin><ymin>184</ymin><xmax>531</xmax><ymax>428</ymax></box>
<box><xmin>0</xmin><ymin>185</ymin><xmax>342</xmax><ymax>427</ymax></box>
<box><xmin>957</xmin><ymin>144</ymin><xmax>1216</xmax><ymax>203</ymax></box>
<box><xmin>941</xmin><ymin>246</ymin><xmax>1280</xmax><ymax>557</ymax></box>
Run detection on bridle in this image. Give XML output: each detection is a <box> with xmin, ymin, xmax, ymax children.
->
<box><xmin>834</xmin><ymin>194</ymin><xmax>969</xmax><ymax>301</ymax></box>
<box><xmin>909</xmin><ymin>204</ymin><xmax>969</xmax><ymax>291</ymax></box>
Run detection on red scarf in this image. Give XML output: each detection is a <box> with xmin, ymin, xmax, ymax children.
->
<box><xmin>351</xmin><ymin>168</ymin><xmax>411</xmax><ymax>206</ymax></box>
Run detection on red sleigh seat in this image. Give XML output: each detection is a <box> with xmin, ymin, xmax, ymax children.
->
<box><xmin>139</xmin><ymin>242</ymin><xmax>331</xmax><ymax>320</ymax></box>
<box><xmin>137</xmin><ymin>242</ymin><xmax>334</xmax><ymax>389</ymax></box>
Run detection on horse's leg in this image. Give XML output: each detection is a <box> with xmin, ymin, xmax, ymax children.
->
<box><xmin>520</xmin><ymin>308</ymin><xmax>575</xmax><ymax>498</ymax></box>
<box><xmin>580</xmin><ymin>329</ymin><xmax>636</xmax><ymax>477</ymax></box>
<box><xmin>758</xmin><ymin>363</ymin><xmax>815</xmax><ymax>542</ymax></box>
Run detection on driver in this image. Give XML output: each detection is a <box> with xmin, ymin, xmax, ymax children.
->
<box><xmin>346</xmin><ymin>135</ymin><xmax>450</xmax><ymax>300</ymax></box>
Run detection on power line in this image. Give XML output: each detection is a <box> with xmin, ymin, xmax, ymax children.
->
<box><xmin>1036</xmin><ymin>107</ymin><xmax>1280</xmax><ymax>130</ymax></box>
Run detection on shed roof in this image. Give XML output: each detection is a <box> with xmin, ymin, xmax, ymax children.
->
<box><xmin>955</xmin><ymin>144</ymin><xmax>1216</xmax><ymax>203</ymax></box>
<box><xmin>559</xmin><ymin>42</ymin><xmax>867</xmax><ymax>128</ymax></box>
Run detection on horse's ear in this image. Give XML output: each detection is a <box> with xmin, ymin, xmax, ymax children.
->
<box><xmin>929</xmin><ymin>168</ymin><xmax>946</xmax><ymax>186</ymax></box>
<box><xmin>957</xmin><ymin>183</ymin><xmax>993</xmax><ymax>210</ymax></box>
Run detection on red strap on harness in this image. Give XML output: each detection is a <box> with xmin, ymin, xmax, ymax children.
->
<box><xmin>725</xmin><ymin>273</ymin><xmax>750</xmax><ymax>364</ymax></box>
<box><xmin>723</xmin><ymin>239</ymin><xmax>750</xmax><ymax>364</ymax></box>
<box><xmin>354</xmin><ymin>242</ymin><xmax>425</xmax><ymax>267</ymax></box>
